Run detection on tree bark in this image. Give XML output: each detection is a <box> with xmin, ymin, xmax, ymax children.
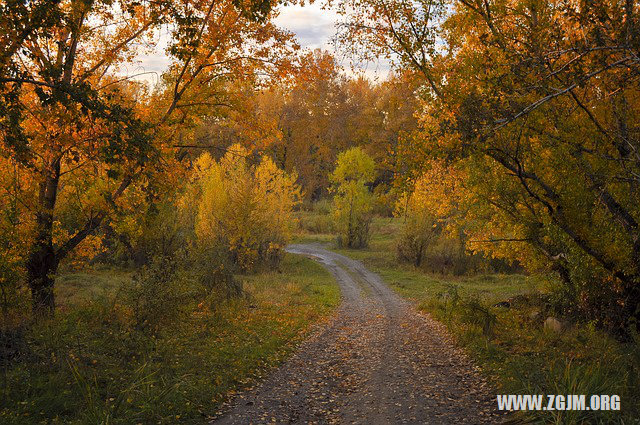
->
<box><xmin>26</xmin><ymin>243</ymin><xmax>58</xmax><ymax>315</ymax></box>
<box><xmin>26</xmin><ymin>158</ymin><xmax>61</xmax><ymax>316</ymax></box>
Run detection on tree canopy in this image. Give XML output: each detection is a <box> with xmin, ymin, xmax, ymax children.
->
<box><xmin>0</xmin><ymin>0</ymin><xmax>296</xmax><ymax>313</ymax></box>
<box><xmin>342</xmin><ymin>0</ymin><xmax>640</xmax><ymax>333</ymax></box>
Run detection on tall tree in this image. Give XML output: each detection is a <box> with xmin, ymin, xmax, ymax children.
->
<box><xmin>0</xmin><ymin>0</ymin><xmax>294</xmax><ymax>314</ymax></box>
<box><xmin>195</xmin><ymin>50</ymin><xmax>419</xmax><ymax>201</ymax></box>
<box><xmin>344</xmin><ymin>0</ymin><xmax>640</xmax><ymax>332</ymax></box>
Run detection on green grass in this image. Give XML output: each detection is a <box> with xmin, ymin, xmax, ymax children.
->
<box><xmin>1</xmin><ymin>254</ymin><xmax>339</xmax><ymax>424</ymax></box>
<box><xmin>55</xmin><ymin>268</ymin><xmax>133</xmax><ymax>309</ymax></box>
<box><xmin>295</xmin><ymin>215</ymin><xmax>539</xmax><ymax>302</ymax></box>
<box><xmin>295</xmin><ymin>209</ymin><xmax>640</xmax><ymax>424</ymax></box>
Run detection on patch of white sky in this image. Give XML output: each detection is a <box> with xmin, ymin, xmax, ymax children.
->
<box><xmin>130</xmin><ymin>2</ymin><xmax>392</xmax><ymax>87</ymax></box>
<box><xmin>273</xmin><ymin>3</ymin><xmax>392</xmax><ymax>80</ymax></box>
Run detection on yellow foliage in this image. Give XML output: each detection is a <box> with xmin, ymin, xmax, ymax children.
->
<box><xmin>188</xmin><ymin>145</ymin><xmax>301</xmax><ymax>271</ymax></box>
<box><xmin>330</xmin><ymin>147</ymin><xmax>376</xmax><ymax>248</ymax></box>
<box><xmin>395</xmin><ymin>160</ymin><xmax>463</xmax><ymax>226</ymax></box>
<box><xmin>53</xmin><ymin>221</ymin><xmax>106</xmax><ymax>270</ymax></box>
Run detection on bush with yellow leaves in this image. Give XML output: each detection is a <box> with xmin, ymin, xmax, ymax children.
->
<box><xmin>330</xmin><ymin>147</ymin><xmax>376</xmax><ymax>249</ymax></box>
<box><xmin>185</xmin><ymin>145</ymin><xmax>301</xmax><ymax>272</ymax></box>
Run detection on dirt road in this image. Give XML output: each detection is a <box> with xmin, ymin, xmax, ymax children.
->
<box><xmin>212</xmin><ymin>244</ymin><xmax>502</xmax><ymax>424</ymax></box>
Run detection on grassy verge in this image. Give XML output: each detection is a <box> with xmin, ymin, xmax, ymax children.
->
<box><xmin>295</xmin><ymin>212</ymin><xmax>640</xmax><ymax>424</ymax></box>
<box><xmin>1</xmin><ymin>254</ymin><xmax>339</xmax><ymax>424</ymax></box>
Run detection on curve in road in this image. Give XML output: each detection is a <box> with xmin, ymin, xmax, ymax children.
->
<box><xmin>212</xmin><ymin>244</ymin><xmax>502</xmax><ymax>424</ymax></box>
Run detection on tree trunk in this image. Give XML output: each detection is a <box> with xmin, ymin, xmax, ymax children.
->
<box><xmin>26</xmin><ymin>157</ymin><xmax>61</xmax><ymax>316</ymax></box>
<box><xmin>414</xmin><ymin>240</ymin><xmax>424</xmax><ymax>268</ymax></box>
<box><xmin>26</xmin><ymin>243</ymin><xmax>58</xmax><ymax>315</ymax></box>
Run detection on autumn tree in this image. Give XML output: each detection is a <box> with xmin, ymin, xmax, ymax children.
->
<box><xmin>330</xmin><ymin>147</ymin><xmax>376</xmax><ymax>248</ymax></box>
<box><xmin>368</xmin><ymin>71</ymin><xmax>421</xmax><ymax>194</ymax></box>
<box><xmin>0</xmin><ymin>0</ymin><xmax>295</xmax><ymax>314</ymax></box>
<box><xmin>336</xmin><ymin>0</ymin><xmax>446</xmax><ymax>98</ymax></box>
<box><xmin>269</xmin><ymin>50</ymin><xmax>354</xmax><ymax>199</ymax></box>
<box><xmin>195</xmin><ymin>51</ymin><xmax>419</xmax><ymax>204</ymax></box>
<box><xmin>185</xmin><ymin>144</ymin><xmax>301</xmax><ymax>273</ymax></box>
<box><xmin>345</xmin><ymin>0</ymin><xmax>640</xmax><ymax>333</ymax></box>
<box><xmin>395</xmin><ymin>160</ymin><xmax>462</xmax><ymax>267</ymax></box>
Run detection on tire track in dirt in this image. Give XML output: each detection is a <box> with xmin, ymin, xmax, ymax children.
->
<box><xmin>211</xmin><ymin>244</ymin><xmax>504</xmax><ymax>424</ymax></box>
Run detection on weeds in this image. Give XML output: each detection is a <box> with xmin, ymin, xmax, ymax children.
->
<box><xmin>436</xmin><ymin>285</ymin><xmax>496</xmax><ymax>338</ymax></box>
<box><xmin>511</xmin><ymin>359</ymin><xmax>628</xmax><ymax>424</ymax></box>
<box><xmin>0</xmin><ymin>255</ymin><xmax>339</xmax><ymax>424</ymax></box>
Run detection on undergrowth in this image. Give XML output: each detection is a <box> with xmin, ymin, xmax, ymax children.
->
<box><xmin>0</xmin><ymin>254</ymin><xmax>339</xmax><ymax>424</ymax></box>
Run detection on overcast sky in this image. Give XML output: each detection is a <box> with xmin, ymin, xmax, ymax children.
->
<box><xmin>133</xmin><ymin>3</ymin><xmax>390</xmax><ymax>86</ymax></box>
<box><xmin>275</xmin><ymin>3</ymin><xmax>339</xmax><ymax>51</ymax></box>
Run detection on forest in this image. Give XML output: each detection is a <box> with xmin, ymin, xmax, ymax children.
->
<box><xmin>1</xmin><ymin>0</ymin><xmax>639</xmax><ymax>423</ymax></box>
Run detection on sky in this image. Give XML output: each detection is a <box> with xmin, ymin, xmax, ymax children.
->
<box><xmin>274</xmin><ymin>3</ymin><xmax>339</xmax><ymax>51</ymax></box>
<box><xmin>274</xmin><ymin>3</ymin><xmax>392</xmax><ymax>80</ymax></box>
<box><xmin>133</xmin><ymin>3</ymin><xmax>390</xmax><ymax>86</ymax></box>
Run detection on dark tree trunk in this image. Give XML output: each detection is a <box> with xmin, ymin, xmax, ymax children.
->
<box><xmin>26</xmin><ymin>243</ymin><xmax>58</xmax><ymax>315</ymax></box>
<box><xmin>414</xmin><ymin>241</ymin><xmax>424</xmax><ymax>268</ymax></box>
<box><xmin>26</xmin><ymin>158</ymin><xmax>61</xmax><ymax>316</ymax></box>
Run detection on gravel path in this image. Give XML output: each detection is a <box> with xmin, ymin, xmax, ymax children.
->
<box><xmin>211</xmin><ymin>244</ymin><xmax>503</xmax><ymax>424</ymax></box>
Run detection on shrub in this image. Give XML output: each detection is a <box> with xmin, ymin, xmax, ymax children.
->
<box><xmin>123</xmin><ymin>253</ymin><xmax>195</xmax><ymax>334</ymax></box>
<box><xmin>192</xmin><ymin>243</ymin><xmax>241</xmax><ymax>298</ymax></box>
<box><xmin>0</xmin><ymin>201</ymin><xmax>29</xmax><ymax>318</ymax></box>
<box><xmin>330</xmin><ymin>147</ymin><xmax>375</xmax><ymax>248</ymax></box>
<box><xmin>394</xmin><ymin>171</ymin><xmax>450</xmax><ymax>267</ymax></box>
<box><xmin>396</xmin><ymin>218</ymin><xmax>438</xmax><ymax>267</ymax></box>
<box><xmin>395</xmin><ymin>172</ymin><xmax>513</xmax><ymax>275</ymax></box>
<box><xmin>459</xmin><ymin>297</ymin><xmax>497</xmax><ymax>338</ymax></box>
<box><xmin>336</xmin><ymin>215</ymin><xmax>371</xmax><ymax>249</ymax></box>
<box><xmin>115</xmin><ymin>201</ymin><xmax>189</xmax><ymax>267</ymax></box>
<box><xmin>187</xmin><ymin>145</ymin><xmax>301</xmax><ymax>272</ymax></box>
<box><xmin>436</xmin><ymin>286</ymin><xmax>496</xmax><ymax>338</ymax></box>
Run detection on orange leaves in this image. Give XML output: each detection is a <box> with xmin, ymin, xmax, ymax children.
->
<box><xmin>0</xmin><ymin>0</ymin><xmax>304</xmax><ymax>306</ymax></box>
